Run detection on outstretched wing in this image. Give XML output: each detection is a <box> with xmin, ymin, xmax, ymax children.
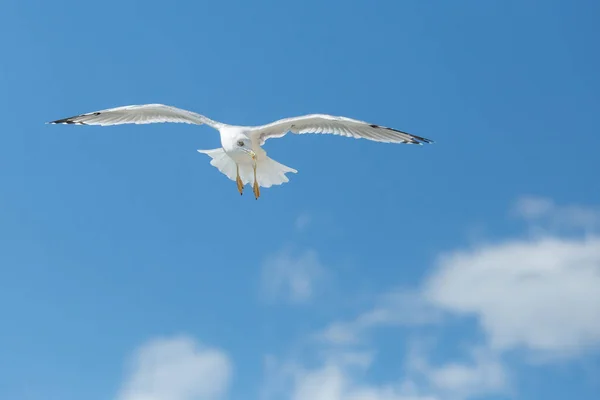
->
<box><xmin>48</xmin><ymin>103</ymin><xmax>221</xmax><ymax>128</ymax></box>
<box><xmin>250</xmin><ymin>114</ymin><xmax>433</xmax><ymax>145</ymax></box>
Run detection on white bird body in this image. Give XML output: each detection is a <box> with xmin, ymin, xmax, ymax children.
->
<box><xmin>49</xmin><ymin>103</ymin><xmax>433</xmax><ymax>198</ymax></box>
<box><xmin>218</xmin><ymin>125</ymin><xmax>256</xmax><ymax>161</ymax></box>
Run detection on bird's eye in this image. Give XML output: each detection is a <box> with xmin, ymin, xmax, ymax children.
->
<box><xmin>237</xmin><ymin>140</ymin><xmax>244</xmax><ymax>147</ymax></box>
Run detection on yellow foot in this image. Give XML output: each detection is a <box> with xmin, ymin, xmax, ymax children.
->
<box><xmin>236</xmin><ymin>165</ymin><xmax>243</xmax><ymax>195</ymax></box>
<box><xmin>236</xmin><ymin>176</ymin><xmax>244</xmax><ymax>195</ymax></box>
<box><xmin>253</xmin><ymin>180</ymin><xmax>260</xmax><ymax>200</ymax></box>
<box><xmin>253</xmin><ymin>162</ymin><xmax>260</xmax><ymax>200</ymax></box>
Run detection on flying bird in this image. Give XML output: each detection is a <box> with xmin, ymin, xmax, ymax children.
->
<box><xmin>49</xmin><ymin>104</ymin><xmax>433</xmax><ymax>199</ymax></box>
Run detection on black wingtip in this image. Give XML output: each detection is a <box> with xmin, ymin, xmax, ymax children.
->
<box><xmin>387</xmin><ymin>128</ymin><xmax>434</xmax><ymax>145</ymax></box>
<box><xmin>47</xmin><ymin>117</ymin><xmax>87</xmax><ymax>125</ymax></box>
<box><xmin>369</xmin><ymin>124</ymin><xmax>434</xmax><ymax>145</ymax></box>
<box><xmin>49</xmin><ymin>117</ymin><xmax>72</xmax><ymax>124</ymax></box>
<box><xmin>412</xmin><ymin>135</ymin><xmax>435</xmax><ymax>144</ymax></box>
<box><xmin>48</xmin><ymin>112</ymin><xmax>100</xmax><ymax>125</ymax></box>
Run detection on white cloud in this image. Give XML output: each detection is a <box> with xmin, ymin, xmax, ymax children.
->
<box><xmin>261</xmin><ymin>248</ymin><xmax>326</xmax><ymax>304</ymax></box>
<box><xmin>424</xmin><ymin>236</ymin><xmax>600</xmax><ymax>357</ymax></box>
<box><xmin>513</xmin><ymin>195</ymin><xmax>600</xmax><ymax>231</ymax></box>
<box><xmin>426</xmin><ymin>197</ymin><xmax>600</xmax><ymax>358</ymax></box>
<box><xmin>117</xmin><ymin>335</ymin><xmax>232</xmax><ymax>400</ymax></box>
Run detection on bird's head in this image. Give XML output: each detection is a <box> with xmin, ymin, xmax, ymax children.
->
<box><xmin>234</xmin><ymin>137</ymin><xmax>256</xmax><ymax>161</ymax></box>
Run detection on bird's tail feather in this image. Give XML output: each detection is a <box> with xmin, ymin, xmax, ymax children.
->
<box><xmin>251</xmin><ymin>154</ymin><xmax>298</xmax><ymax>188</ymax></box>
<box><xmin>197</xmin><ymin>148</ymin><xmax>297</xmax><ymax>188</ymax></box>
<box><xmin>197</xmin><ymin>148</ymin><xmax>238</xmax><ymax>181</ymax></box>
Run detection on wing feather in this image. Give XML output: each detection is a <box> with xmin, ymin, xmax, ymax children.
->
<box><xmin>250</xmin><ymin>114</ymin><xmax>433</xmax><ymax>145</ymax></box>
<box><xmin>48</xmin><ymin>104</ymin><xmax>221</xmax><ymax>128</ymax></box>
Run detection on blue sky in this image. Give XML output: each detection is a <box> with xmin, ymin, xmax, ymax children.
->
<box><xmin>1</xmin><ymin>0</ymin><xmax>599</xmax><ymax>399</ymax></box>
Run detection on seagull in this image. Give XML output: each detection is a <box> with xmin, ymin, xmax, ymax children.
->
<box><xmin>48</xmin><ymin>103</ymin><xmax>433</xmax><ymax>199</ymax></box>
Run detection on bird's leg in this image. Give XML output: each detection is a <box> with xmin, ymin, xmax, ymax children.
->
<box><xmin>236</xmin><ymin>164</ymin><xmax>244</xmax><ymax>195</ymax></box>
<box><xmin>253</xmin><ymin>161</ymin><xmax>260</xmax><ymax>200</ymax></box>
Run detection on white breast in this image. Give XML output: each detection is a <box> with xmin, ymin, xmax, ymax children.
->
<box><xmin>219</xmin><ymin>126</ymin><xmax>257</xmax><ymax>163</ymax></box>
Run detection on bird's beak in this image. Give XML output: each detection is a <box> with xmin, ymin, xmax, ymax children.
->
<box><xmin>242</xmin><ymin>148</ymin><xmax>257</xmax><ymax>161</ymax></box>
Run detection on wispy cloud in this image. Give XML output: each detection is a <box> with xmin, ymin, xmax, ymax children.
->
<box><xmin>116</xmin><ymin>335</ymin><xmax>232</xmax><ymax>400</ymax></box>
<box><xmin>513</xmin><ymin>195</ymin><xmax>600</xmax><ymax>232</ymax></box>
<box><xmin>513</xmin><ymin>195</ymin><xmax>555</xmax><ymax>219</ymax></box>
<box><xmin>261</xmin><ymin>248</ymin><xmax>326</xmax><ymax>304</ymax></box>
<box><xmin>406</xmin><ymin>344</ymin><xmax>508</xmax><ymax>400</ymax></box>
<box><xmin>263</xmin><ymin>341</ymin><xmax>507</xmax><ymax>400</ymax></box>
<box><xmin>262</xmin><ymin>352</ymin><xmax>439</xmax><ymax>400</ymax></box>
<box><xmin>317</xmin><ymin>290</ymin><xmax>441</xmax><ymax>346</ymax></box>
<box><xmin>262</xmin><ymin>197</ymin><xmax>600</xmax><ymax>400</ymax></box>
<box><xmin>295</xmin><ymin>212</ymin><xmax>312</xmax><ymax>231</ymax></box>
